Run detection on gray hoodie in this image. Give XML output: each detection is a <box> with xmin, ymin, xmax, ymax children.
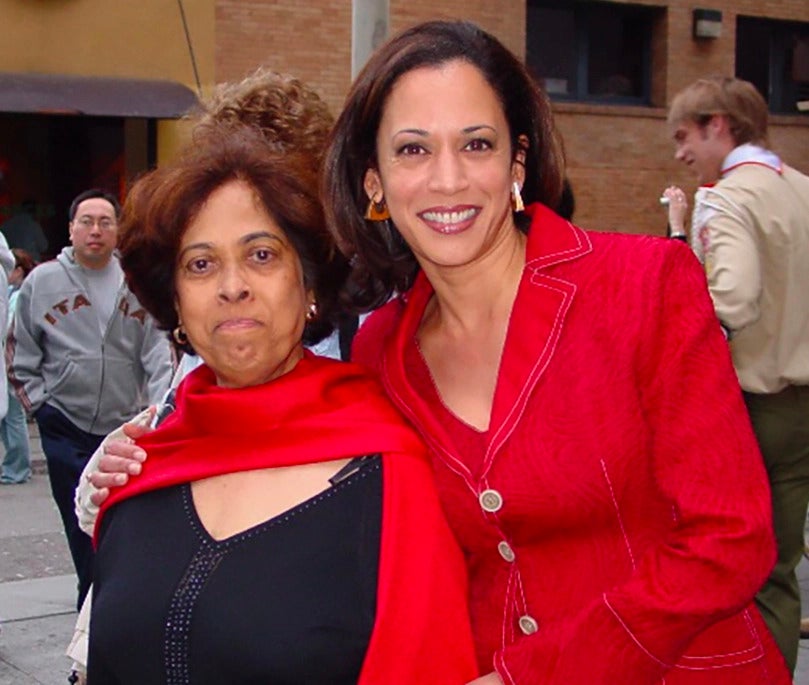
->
<box><xmin>7</xmin><ymin>247</ymin><xmax>172</xmax><ymax>434</ymax></box>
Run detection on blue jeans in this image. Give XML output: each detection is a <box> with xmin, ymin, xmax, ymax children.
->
<box><xmin>0</xmin><ymin>390</ymin><xmax>31</xmax><ymax>483</ymax></box>
<box><xmin>35</xmin><ymin>403</ymin><xmax>105</xmax><ymax>611</ymax></box>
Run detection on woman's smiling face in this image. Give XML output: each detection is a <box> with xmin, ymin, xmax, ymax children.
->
<box><xmin>364</xmin><ymin>59</ymin><xmax>524</xmax><ymax>273</ymax></box>
<box><xmin>175</xmin><ymin>179</ymin><xmax>311</xmax><ymax>388</ymax></box>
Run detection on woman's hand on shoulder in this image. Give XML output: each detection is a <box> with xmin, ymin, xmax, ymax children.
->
<box><xmin>87</xmin><ymin>418</ymin><xmax>153</xmax><ymax>506</ymax></box>
<box><xmin>466</xmin><ymin>673</ymin><xmax>504</xmax><ymax>685</ymax></box>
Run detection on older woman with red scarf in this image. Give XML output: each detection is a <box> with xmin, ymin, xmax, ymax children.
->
<box><xmin>85</xmin><ymin>123</ymin><xmax>477</xmax><ymax>683</ymax></box>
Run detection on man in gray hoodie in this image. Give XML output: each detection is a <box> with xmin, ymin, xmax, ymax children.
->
<box><xmin>6</xmin><ymin>188</ymin><xmax>172</xmax><ymax>609</ymax></box>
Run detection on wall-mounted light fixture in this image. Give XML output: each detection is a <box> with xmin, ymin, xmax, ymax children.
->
<box><xmin>693</xmin><ymin>9</ymin><xmax>722</xmax><ymax>39</ymax></box>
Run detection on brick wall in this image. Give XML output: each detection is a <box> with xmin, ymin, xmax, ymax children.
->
<box><xmin>214</xmin><ymin>0</ymin><xmax>809</xmax><ymax>236</ymax></box>
<box><xmin>549</xmin><ymin>0</ymin><xmax>809</xmax><ymax>234</ymax></box>
<box><xmin>213</xmin><ymin>0</ymin><xmax>524</xmax><ymax>116</ymax></box>
<box><xmin>390</xmin><ymin>1</ymin><xmax>524</xmax><ymax>57</ymax></box>
<box><xmin>215</xmin><ymin>0</ymin><xmax>352</xmax><ymax>115</ymax></box>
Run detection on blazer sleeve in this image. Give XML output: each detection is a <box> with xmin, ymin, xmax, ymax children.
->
<box><xmin>495</xmin><ymin>242</ymin><xmax>776</xmax><ymax>684</ymax></box>
<box><xmin>350</xmin><ymin>299</ymin><xmax>402</xmax><ymax>371</ymax></box>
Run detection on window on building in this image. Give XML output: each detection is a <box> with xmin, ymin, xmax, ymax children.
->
<box><xmin>526</xmin><ymin>1</ymin><xmax>657</xmax><ymax>104</ymax></box>
<box><xmin>737</xmin><ymin>16</ymin><xmax>809</xmax><ymax>115</ymax></box>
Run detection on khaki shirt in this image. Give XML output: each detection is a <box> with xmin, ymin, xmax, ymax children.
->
<box><xmin>691</xmin><ymin>158</ymin><xmax>809</xmax><ymax>393</ymax></box>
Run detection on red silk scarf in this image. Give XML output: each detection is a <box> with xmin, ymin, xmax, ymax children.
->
<box><xmin>96</xmin><ymin>352</ymin><xmax>478</xmax><ymax>684</ymax></box>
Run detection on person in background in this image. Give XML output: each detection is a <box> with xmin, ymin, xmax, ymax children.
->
<box><xmin>0</xmin><ymin>248</ymin><xmax>35</xmax><ymax>484</ymax></box>
<box><xmin>0</xmin><ymin>199</ymin><xmax>48</xmax><ymax>263</ymax></box>
<box><xmin>0</xmin><ymin>237</ymin><xmax>14</xmax><ymax>475</ymax></box>
<box><xmin>86</xmin><ymin>121</ymin><xmax>476</xmax><ymax>683</ymax></box>
<box><xmin>661</xmin><ymin>184</ymin><xmax>689</xmax><ymax>241</ymax></box>
<box><xmin>0</xmin><ymin>234</ymin><xmax>11</xmax><ymax>640</ymax></box>
<box><xmin>666</xmin><ymin>75</ymin><xmax>809</xmax><ymax>674</ymax></box>
<box><xmin>6</xmin><ymin>189</ymin><xmax>173</xmax><ymax>611</ymax></box>
<box><xmin>322</xmin><ymin>20</ymin><xmax>790</xmax><ymax>684</ymax></box>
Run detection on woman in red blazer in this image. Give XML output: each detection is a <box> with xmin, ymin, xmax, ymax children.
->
<box><xmin>321</xmin><ymin>19</ymin><xmax>792</xmax><ymax>685</ymax></box>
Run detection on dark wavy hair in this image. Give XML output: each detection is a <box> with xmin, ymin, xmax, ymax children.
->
<box><xmin>322</xmin><ymin>19</ymin><xmax>565</xmax><ymax>310</ymax></box>
<box><xmin>118</xmin><ymin>124</ymin><xmax>347</xmax><ymax>354</ymax></box>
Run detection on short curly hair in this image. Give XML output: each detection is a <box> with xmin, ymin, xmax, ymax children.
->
<box><xmin>191</xmin><ymin>68</ymin><xmax>334</xmax><ymax>172</ymax></box>
<box><xmin>118</xmin><ymin>124</ymin><xmax>347</xmax><ymax>354</ymax></box>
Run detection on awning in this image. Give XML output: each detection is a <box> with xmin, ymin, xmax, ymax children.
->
<box><xmin>0</xmin><ymin>72</ymin><xmax>199</xmax><ymax>118</ymax></box>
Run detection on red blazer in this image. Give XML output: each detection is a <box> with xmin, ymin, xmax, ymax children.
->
<box><xmin>354</xmin><ymin>204</ymin><xmax>790</xmax><ymax>684</ymax></box>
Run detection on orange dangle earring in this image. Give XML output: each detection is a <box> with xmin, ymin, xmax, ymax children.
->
<box><xmin>365</xmin><ymin>196</ymin><xmax>391</xmax><ymax>221</ymax></box>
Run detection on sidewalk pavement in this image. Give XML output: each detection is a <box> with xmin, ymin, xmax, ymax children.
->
<box><xmin>1</xmin><ymin>422</ymin><xmax>78</xmax><ymax>685</ymax></box>
<box><xmin>0</xmin><ymin>576</ymin><xmax>77</xmax><ymax>685</ymax></box>
<box><xmin>2</xmin><ymin>424</ymin><xmax>809</xmax><ymax>683</ymax></box>
<box><xmin>797</xmin><ymin>539</ymin><xmax>809</xmax><ymax>685</ymax></box>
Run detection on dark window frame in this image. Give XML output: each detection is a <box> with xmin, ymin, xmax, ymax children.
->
<box><xmin>736</xmin><ymin>15</ymin><xmax>809</xmax><ymax>116</ymax></box>
<box><xmin>526</xmin><ymin>0</ymin><xmax>655</xmax><ymax>106</ymax></box>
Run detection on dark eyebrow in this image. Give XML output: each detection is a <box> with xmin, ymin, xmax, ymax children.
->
<box><xmin>462</xmin><ymin>125</ymin><xmax>497</xmax><ymax>135</ymax></box>
<box><xmin>240</xmin><ymin>231</ymin><xmax>282</xmax><ymax>245</ymax></box>
<box><xmin>77</xmin><ymin>214</ymin><xmax>114</xmax><ymax>221</ymax></box>
<box><xmin>177</xmin><ymin>242</ymin><xmax>213</xmax><ymax>260</ymax></box>
<box><xmin>394</xmin><ymin>125</ymin><xmax>497</xmax><ymax>137</ymax></box>
<box><xmin>394</xmin><ymin>128</ymin><xmax>428</xmax><ymax>137</ymax></box>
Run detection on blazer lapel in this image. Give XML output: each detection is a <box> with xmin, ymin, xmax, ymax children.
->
<box><xmin>380</xmin><ymin>276</ymin><xmax>478</xmax><ymax>485</ymax></box>
<box><xmin>483</xmin><ymin>206</ymin><xmax>592</xmax><ymax>473</ymax></box>
<box><xmin>380</xmin><ymin>204</ymin><xmax>592</xmax><ymax>484</ymax></box>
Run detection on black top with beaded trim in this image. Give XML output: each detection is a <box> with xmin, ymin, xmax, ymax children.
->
<box><xmin>88</xmin><ymin>456</ymin><xmax>382</xmax><ymax>684</ymax></box>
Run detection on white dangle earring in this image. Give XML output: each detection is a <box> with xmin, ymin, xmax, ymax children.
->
<box><xmin>511</xmin><ymin>182</ymin><xmax>525</xmax><ymax>213</ymax></box>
